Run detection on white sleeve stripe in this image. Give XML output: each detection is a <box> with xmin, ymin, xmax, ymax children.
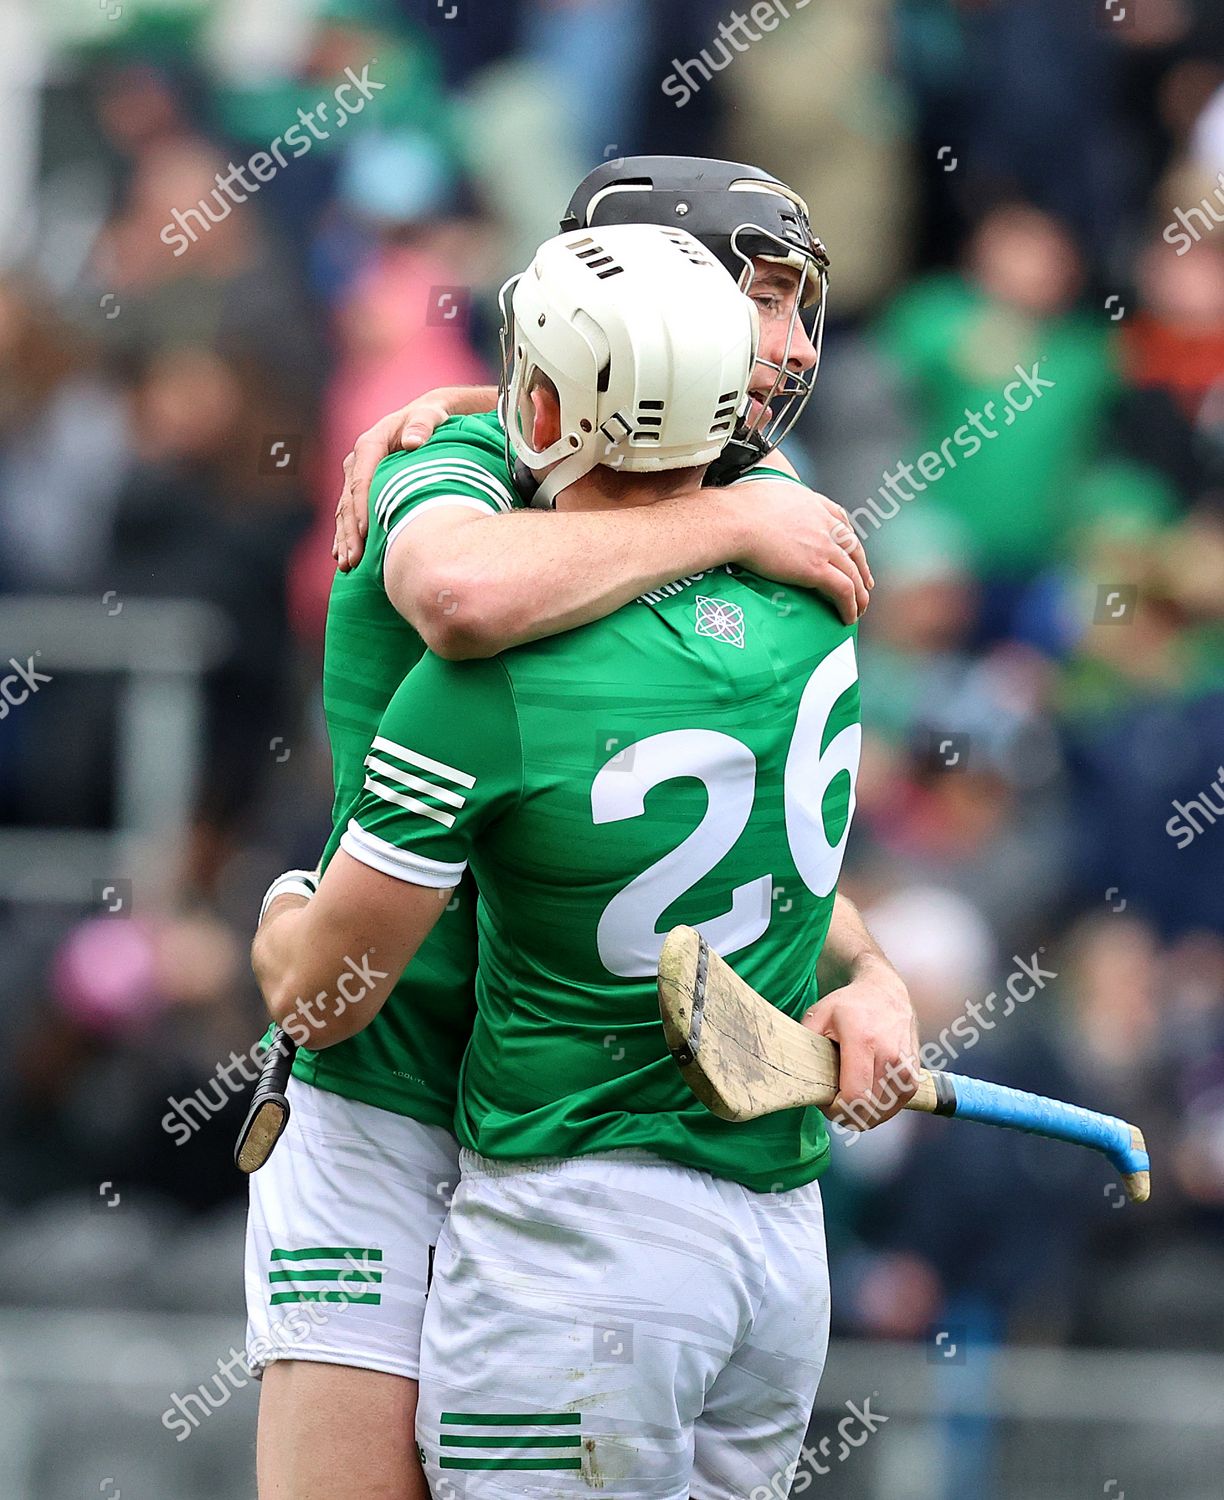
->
<box><xmin>374</xmin><ymin>466</ymin><xmax>451</xmax><ymax>525</ymax></box>
<box><xmin>365</xmin><ymin>755</ymin><xmax>467</xmax><ymax>809</ymax></box>
<box><xmin>370</xmin><ymin>735</ymin><xmax>476</xmax><ymax>789</ymax></box>
<box><xmin>378</xmin><ymin>469</ymin><xmax>512</xmax><ymax>528</ymax></box>
<box><xmin>374</xmin><ymin>460</ymin><xmax>515</xmax><ymax>526</ymax></box>
<box><xmin>363</xmin><ymin>776</ymin><xmax>456</xmax><ymax>827</ymax></box>
<box><xmin>377</xmin><ymin>453</ymin><xmax>515</xmax><ymax>493</ymax></box>
<box><xmin>727</xmin><ymin>467</ymin><xmax>801</xmax><ymax>486</ymax></box>
<box><xmin>399</xmin><ymin>456</ymin><xmax>517</xmax><ymax>508</ymax></box>
<box><xmin>384</xmin><ymin>496</ymin><xmax>493</xmax><ymax>564</ymax></box>
<box><xmin>341</xmin><ymin>821</ymin><xmax>466</xmax><ymax>888</ymax></box>
<box><xmin>377</xmin><ymin>476</ymin><xmax>502</xmax><ymax>530</ymax></box>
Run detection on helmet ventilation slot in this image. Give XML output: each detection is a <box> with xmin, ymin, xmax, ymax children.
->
<box><xmin>568</xmin><ymin>237</ymin><xmax>625</xmax><ymax>279</ymax></box>
<box><xmin>633</xmin><ymin>399</ymin><xmax>665</xmax><ymax>441</ymax></box>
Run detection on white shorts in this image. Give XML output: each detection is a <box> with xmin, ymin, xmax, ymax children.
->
<box><xmin>415</xmin><ymin>1150</ymin><xmax>830</xmax><ymax>1500</ymax></box>
<box><xmin>244</xmin><ymin>1076</ymin><xmax>459</xmax><ymax>1381</ymax></box>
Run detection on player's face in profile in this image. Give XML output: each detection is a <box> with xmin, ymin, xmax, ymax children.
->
<box><xmin>745</xmin><ymin>259</ymin><xmax>818</xmax><ymax>423</ymax></box>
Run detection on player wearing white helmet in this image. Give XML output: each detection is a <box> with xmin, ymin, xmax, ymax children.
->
<box><xmin>255</xmin><ymin>220</ymin><xmax>895</xmax><ymax>1500</ymax></box>
<box><xmin>496</xmin><ymin>224</ymin><xmax>758</xmax><ymax>504</ymax></box>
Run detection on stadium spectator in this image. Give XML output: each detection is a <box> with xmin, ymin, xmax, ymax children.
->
<box><xmin>875</xmin><ymin>203</ymin><xmax>1118</xmax><ymax>614</ymax></box>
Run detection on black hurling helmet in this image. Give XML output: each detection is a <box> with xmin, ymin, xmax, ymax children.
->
<box><xmin>561</xmin><ymin>155</ymin><xmax>829</xmax><ymax>484</ymax></box>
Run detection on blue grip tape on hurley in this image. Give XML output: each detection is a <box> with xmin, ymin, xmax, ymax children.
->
<box><xmin>945</xmin><ymin>1073</ymin><xmax>1149</xmax><ymax>1178</ymax></box>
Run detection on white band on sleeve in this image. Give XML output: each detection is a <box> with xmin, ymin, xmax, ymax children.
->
<box><xmin>727</xmin><ymin>466</ymin><xmax>801</xmax><ymax>486</ymax></box>
<box><xmin>375</xmin><ymin>461</ymin><xmax>515</xmax><ymax>528</ymax></box>
<box><xmin>341</xmin><ymin>820</ymin><xmax>467</xmax><ymax>889</ymax></box>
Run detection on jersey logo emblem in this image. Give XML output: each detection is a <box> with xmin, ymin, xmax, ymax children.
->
<box><xmin>694</xmin><ymin>595</ymin><xmax>745</xmax><ymax>649</ymax></box>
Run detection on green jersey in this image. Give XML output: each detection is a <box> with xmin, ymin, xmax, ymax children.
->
<box><xmin>345</xmin><ymin>563</ymin><xmax>861</xmax><ymax>1191</ymax></box>
<box><xmin>288</xmin><ymin>411</ymin><xmax>520</xmax><ymax>1122</ymax></box>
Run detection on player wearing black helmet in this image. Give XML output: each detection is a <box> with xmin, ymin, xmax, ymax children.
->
<box><xmin>561</xmin><ymin>156</ymin><xmax>830</xmax><ymax>483</ymax></box>
<box><xmin>333</xmin><ymin>155</ymin><xmax>844</xmax><ymax>571</ymax></box>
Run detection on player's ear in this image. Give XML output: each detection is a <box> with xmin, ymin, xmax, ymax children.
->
<box><xmin>529</xmin><ymin>379</ymin><xmax>562</xmax><ymax>452</ymax></box>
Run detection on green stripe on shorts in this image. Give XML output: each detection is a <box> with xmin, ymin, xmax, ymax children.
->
<box><xmin>271</xmin><ymin>1246</ymin><xmax>383</xmax><ymax>1261</ymax></box>
<box><xmin>269</xmin><ymin>1290</ymin><xmax>381</xmax><ymax>1305</ymax></box>
<box><xmin>267</xmin><ymin>1247</ymin><xmax>384</xmax><ymax>1306</ymax></box>
<box><xmin>442</xmin><ymin>1435</ymin><xmax>579</xmax><ymax>1449</ymax></box>
<box><xmin>269</xmin><ymin>1269</ymin><xmax>383</xmax><ymax>1283</ymax></box>
<box><xmin>441</xmin><ymin>1412</ymin><xmax>581</xmax><ymax>1425</ymax></box>
<box><xmin>440</xmin><ymin>1458</ymin><xmax>582</xmax><ymax>1472</ymax></box>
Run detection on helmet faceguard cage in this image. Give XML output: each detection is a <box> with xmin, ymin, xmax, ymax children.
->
<box><xmin>725</xmin><ymin>199</ymin><xmax>829</xmax><ymax>473</ymax></box>
<box><xmin>562</xmin><ymin>156</ymin><xmax>830</xmax><ymax>480</ymax></box>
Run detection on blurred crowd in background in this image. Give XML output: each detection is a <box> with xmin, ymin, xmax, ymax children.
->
<box><xmin>1</xmin><ymin>0</ymin><xmax>1222</xmax><ymax>1366</ymax></box>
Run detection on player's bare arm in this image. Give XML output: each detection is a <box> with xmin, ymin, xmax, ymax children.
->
<box><xmin>341</xmin><ymin>406</ymin><xmax>870</xmax><ymax>632</ymax></box>
<box><xmin>803</xmin><ymin>893</ymin><xmax>921</xmax><ymax>1130</ymax></box>
<box><xmin>333</xmin><ymin>384</ymin><xmax>833</xmax><ymax>563</ymax></box>
<box><xmin>387</xmin><ymin>474</ymin><xmax>868</xmax><ymax>658</ymax></box>
<box><xmin>252</xmin><ymin>856</ymin><xmax>444</xmax><ymax>1049</ymax></box>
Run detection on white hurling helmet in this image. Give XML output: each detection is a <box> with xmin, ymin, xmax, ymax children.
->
<box><xmin>497</xmin><ymin>223</ymin><xmax>759</xmax><ymax>508</ymax></box>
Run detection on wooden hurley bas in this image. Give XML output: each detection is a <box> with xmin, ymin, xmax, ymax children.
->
<box><xmin>657</xmin><ymin>925</ymin><xmax>1150</xmax><ymax>1204</ymax></box>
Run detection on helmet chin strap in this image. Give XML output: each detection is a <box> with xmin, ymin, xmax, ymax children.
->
<box><xmin>531</xmin><ymin>415</ymin><xmax>637</xmax><ymax>507</ymax></box>
<box><xmin>530</xmin><ymin>447</ymin><xmax>601</xmax><ymax>510</ymax></box>
<box><xmin>704</xmin><ymin>434</ymin><xmax>766</xmax><ymax>488</ymax></box>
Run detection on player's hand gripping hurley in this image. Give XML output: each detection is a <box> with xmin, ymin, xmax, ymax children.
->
<box><xmin>658</xmin><ymin>926</ymin><xmax>1150</xmax><ymax>1202</ymax></box>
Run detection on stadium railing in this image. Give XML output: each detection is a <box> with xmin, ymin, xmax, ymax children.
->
<box><xmin>0</xmin><ymin>595</ymin><xmax>230</xmax><ymax>903</ymax></box>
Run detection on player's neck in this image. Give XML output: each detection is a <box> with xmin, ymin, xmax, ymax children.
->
<box><xmin>555</xmin><ymin>463</ymin><xmax>707</xmax><ymax>513</ymax></box>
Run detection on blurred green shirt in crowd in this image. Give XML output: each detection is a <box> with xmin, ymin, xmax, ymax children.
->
<box><xmin>877</xmin><ymin>275</ymin><xmax>1119</xmax><ymax>577</ymax></box>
